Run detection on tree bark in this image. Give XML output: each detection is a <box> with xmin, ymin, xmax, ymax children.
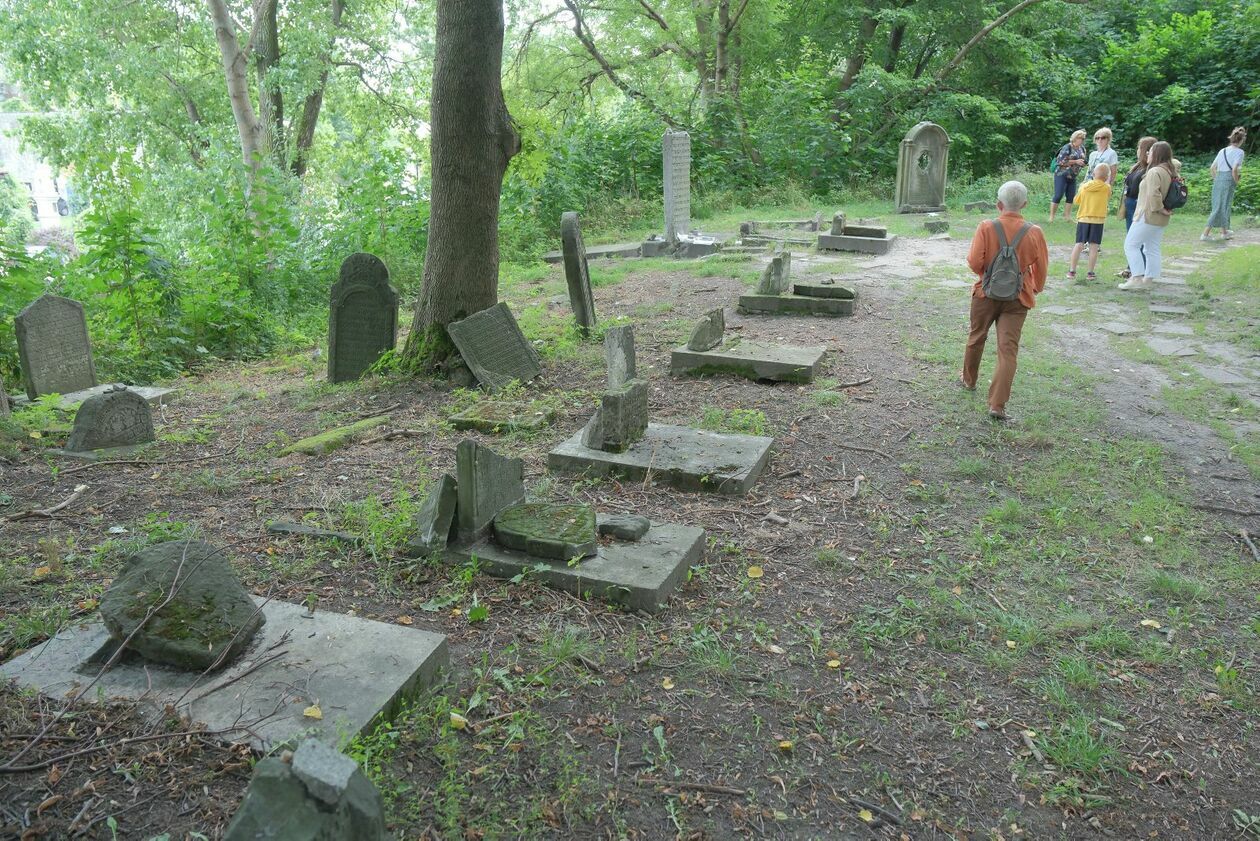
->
<box><xmin>402</xmin><ymin>0</ymin><xmax>520</xmax><ymax>369</ymax></box>
<box><xmin>207</xmin><ymin>0</ymin><xmax>266</xmax><ymax>172</ymax></box>
<box><xmin>291</xmin><ymin>0</ymin><xmax>345</xmax><ymax>177</ymax></box>
<box><xmin>251</xmin><ymin>0</ymin><xmax>285</xmax><ymax>166</ymax></box>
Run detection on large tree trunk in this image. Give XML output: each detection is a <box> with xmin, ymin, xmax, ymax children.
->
<box><xmin>401</xmin><ymin>0</ymin><xmax>519</xmax><ymax>369</ymax></box>
<box><xmin>252</xmin><ymin>0</ymin><xmax>285</xmax><ymax>167</ymax></box>
<box><xmin>291</xmin><ymin>0</ymin><xmax>345</xmax><ymax>177</ymax></box>
<box><xmin>208</xmin><ymin>0</ymin><xmax>266</xmax><ymax>173</ymax></box>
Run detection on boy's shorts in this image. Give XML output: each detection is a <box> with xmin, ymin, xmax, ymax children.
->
<box><xmin>1075</xmin><ymin>222</ymin><xmax>1104</xmax><ymax>245</ymax></box>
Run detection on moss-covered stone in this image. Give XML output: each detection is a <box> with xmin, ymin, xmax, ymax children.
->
<box><xmin>99</xmin><ymin>540</ymin><xmax>263</xmax><ymax>671</ymax></box>
<box><xmin>492</xmin><ymin>503</ymin><xmax>597</xmax><ymax>561</ymax></box>
<box><xmin>279</xmin><ymin>415</ymin><xmax>390</xmax><ymax>456</ymax></box>
<box><xmin>449</xmin><ymin>401</ymin><xmax>556</xmax><ymax>433</ymax></box>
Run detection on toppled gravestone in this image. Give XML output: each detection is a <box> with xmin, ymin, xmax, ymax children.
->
<box><xmin>99</xmin><ymin>540</ymin><xmax>264</xmax><ymax>671</ymax></box>
<box><xmin>493</xmin><ymin>502</ymin><xmax>597</xmax><ymax>560</ymax></box>
<box><xmin>64</xmin><ymin>384</ymin><xmax>155</xmax><ymax>453</ymax></box>
<box><xmin>686</xmin><ymin>308</ymin><xmax>724</xmax><ymax>351</ymax></box>
<box><xmin>224</xmin><ymin>739</ymin><xmax>387</xmax><ymax>841</ymax></box>
<box><xmin>923</xmin><ymin>219</ymin><xmax>950</xmax><ymax>234</ymax></box>
<box><xmin>404</xmin><ymin>473</ymin><xmax>458</xmax><ymax>557</ymax></box>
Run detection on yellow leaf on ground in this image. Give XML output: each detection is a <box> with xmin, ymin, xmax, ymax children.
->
<box><xmin>746</xmin><ymin>565</ymin><xmax>764</xmax><ymax>579</ymax></box>
<box><xmin>777</xmin><ymin>740</ymin><xmax>793</xmax><ymax>752</ymax></box>
<box><xmin>1140</xmin><ymin>619</ymin><xmax>1161</xmax><ymax>629</ymax></box>
<box><xmin>32</xmin><ymin>566</ymin><xmax>52</xmax><ymax>579</ymax></box>
<box><xmin>449</xmin><ymin>712</ymin><xmax>468</xmax><ymax>730</ymax></box>
<box><xmin>77</xmin><ymin>598</ymin><xmax>98</xmax><ymax>611</ymax></box>
<box><xmin>858</xmin><ymin>808</ymin><xmax>875</xmax><ymax>822</ymax></box>
<box><xmin>397</xmin><ymin>615</ymin><xmax>414</xmax><ymax>625</ymax></box>
<box><xmin>1005</xmin><ymin>640</ymin><xmax>1017</xmax><ymax>649</ymax></box>
<box><xmin>951</xmin><ymin>585</ymin><xmax>963</xmax><ymax>595</ymax></box>
<box><xmin>28</xmin><ymin>431</ymin><xmax>42</xmax><ymax>439</ymax></box>
<box><xmin>827</xmin><ymin>659</ymin><xmax>842</xmax><ymax>669</ymax></box>
<box><xmin>303</xmin><ymin>704</ymin><xmax>323</xmax><ymax>720</ymax></box>
<box><xmin>662</xmin><ymin>677</ymin><xmax>675</xmax><ymax>690</ymax></box>
<box><xmin>767</xmin><ymin>644</ymin><xmax>786</xmax><ymax>655</ymax></box>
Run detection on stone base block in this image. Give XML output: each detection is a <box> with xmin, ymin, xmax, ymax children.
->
<box><xmin>446</xmin><ymin>521</ymin><xmax>704</xmax><ymax>612</ymax></box>
<box><xmin>816</xmin><ymin>232</ymin><xmax>896</xmax><ymax>255</ymax></box>
<box><xmin>0</xmin><ymin>599</ymin><xmax>448</xmax><ymax>751</ymax></box>
<box><xmin>792</xmin><ymin>282</ymin><xmax>857</xmax><ymax>300</ymax></box>
<box><xmin>12</xmin><ymin>384</ymin><xmax>177</xmax><ymax>410</ymax></box>
<box><xmin>737</xmin><ymin>294</ymin><xmax>854</xmax><ymax>317</ymax></box>
<box><xmin>670</xmin><ymin>341</ymin><xmax>825</xmax><ymax>383</ymax></box>
<box><xmin>548</xmin><ymin>422</ymin><xmax>772</xmax><ymax>495</ymax></box>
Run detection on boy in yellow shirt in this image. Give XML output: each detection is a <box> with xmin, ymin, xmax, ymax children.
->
<box><xmin>1067</xmin><ymin>164</ymin><xmax>1113</xmax><ymax>280</ymax></box>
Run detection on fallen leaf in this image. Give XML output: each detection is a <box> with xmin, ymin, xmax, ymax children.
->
<box><xmin>951</xmin><ymin>585</ymin><xmax>963</xmax><ymax>595</ymax></box>
<box><xmin>1140</xmin><ymin>619</ymin><xmax>1161</xmax><ymax>629</ymax></box>
<box><xmin>77</xmin><ymin>598</ymin><xmax>98</xmax><ymax>611</ymax></box>
<box><xmin>662</xmin><ymin>677</ymin><xmax>675</xmax><ymax>690</ymax></box>
<box><xmin>46</xmin><ymin>765</ymin><xmax>62</xmax><ymax>786</ymax></box>
<box><xmin>777</xmin><ymin>740</ymin><xmax>793</xmax><ymax>752</ymax></box>
<box><xmin>746</xmin><ymin>565</ymin><xmax>764</xmax><ymax>579</ymax></box>
<box><xmin>767</xmin><ymin>644</ymin><xmax>786</xmax><ymax>655</ymax></box>
<box><xmin>827</xmin><ymin>659</ymin><xmax>842</xmax><ymax>669</ymax></box>
<box><xmin>32</xmin><ymin>566</ymin><xmax>52</xmax><ymax>579</ymax></box>
<box><xmin>302</xmin><ymin>704</ymin><xmax>323</xmax><ymax>720</ymax></box>
<box><xmin>28</xmin><ymin>431</ymin><xmax>42</xmax><ymax>439</ymax></box>
<box><xmin>397</xmin><ymin>615</ymin><xmax>414</xmax><ymax>625</ymax></box>
<box><xmin>1005</xmin><ymin>640</ymin><xmax>1017</xmax><ymax>649</ymax></box>
<box><xmin>858</xmin><ymin>808</ymin><xmax>875</xmax><ymax>823</ymax></box>
<box><xmin>449</xmin><ymin>712</ymin><xmax>468</xmax><ymax>730</ymax></box>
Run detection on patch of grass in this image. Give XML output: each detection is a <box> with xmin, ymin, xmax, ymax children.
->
<box><xmin>699</xmin><ymin>407</ymin><xmax>768</xmax><ymax>436</ymax></box>
<box><xmin>1144</xmin><ymin>569</ymin><xmax>1210</xmax><ymax>603</ymax></box>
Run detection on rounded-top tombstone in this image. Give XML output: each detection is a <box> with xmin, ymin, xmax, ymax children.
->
<box><xmin>327</xmin><ymin>253</ymin><xmax>399</xmax><ymax>384</ymax></box>
<box><xmin>895</xmin><ymin>122</ymin><xmax>950</xmax><ymax>213</ymax></box>
<box><xmin>65</xmin><ymin>384</ymin><xmax>155</xmax><ymax>452</ymax></box>
<box><xmin>14</xmin><ymin>293</ymin><xmax>98</xmax><ymax>400</ymax></box>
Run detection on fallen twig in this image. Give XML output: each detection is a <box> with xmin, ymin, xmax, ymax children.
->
<box><xmin>0</xmin><ymin>727</ymin><xmax>250</xmax><ymax>774</ymax></box>
<box><xmin>635</xmin><ymin>776</ymin><xmax>747</xmax><ymax>796</ymax></box>
<box><xmin>360</xmin><ymin>428</ymin><xmax>426</xmax><ymax>445</ymax></box>
<box><xmin>1191</xmin><ymin>502</ymin><xmax>1260</xmax><ymax>517</ymax></box>
<box><xmin>1240</xmin><ymin>530</ymin><xmax>1260</xmax><ymax>563</ymax></box>
<box><xmin>5</xmin><ymin>484</ymin><xmax>89</xmax><ymax>521</ymax></box>
<box><xmin>850</xmin><ymin>796</ymin><xmax>902</xmax><ymax>825</ymax></box>
<box><xmin>53</xmin><ymin>429</ymin><xmax>247</xmax><ymax>479</ymax></box>
<box><xmin>838</xmin><ymin>377</ymin><xmax>873</xmax><ymax>389</ymax></box>
<box><xmin>832</xmin><ymin>442</ymin><xmax>892</xmax><ymax>460</ymax></box>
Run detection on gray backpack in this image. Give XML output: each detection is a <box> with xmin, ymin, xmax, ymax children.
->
<box><xmin>981</xmin><ymin>220</ymin><xmax>1032</xmax><ymax>301</ymax></box>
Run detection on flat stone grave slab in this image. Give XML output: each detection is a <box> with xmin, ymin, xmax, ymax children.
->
<box><xmin>549</xmin><ymin>422</ymin><xmax>772</xmax><ymax>495</ymax></box>
<box><xmin>1153</xmin><ymin>323</ymin><xmax>1194</xmax><ymax>336</ymax></box>
<box><xmin>1040</xmin><ymin>306</ymin><xmax>1082</xmax><ymax>316</ymax></box>
<box><xmin>817</xmin><ymin>232</ymin><xmax>896</xmax><ymax>256</ymax></box>
<box><xmin>10</xmin><ymin>383</ymin><xmax>176</xmax><ymax>410</ymax></box>
<box><xmin>0</xmin><ymin>599</ymin><xmax>447</xmax><ymax>752</ymax></box>
<box><xmin>449</xmin><ymin>401</ymin><xmax>557</xmax><ymax>433</ymax></box>
<box><xmin>445</xmin><ymin>521</ymin><xmax>703</xmax><ymax>612</ymax></box>
<box><xmin>1194</xmin><ymin>365</ymin><xmax>1252</xmax><ymax>386</ymax></box>
<box><xmin>1150</xmin><ymin>304</ymin><xmax>1191</xmax><ymax>316</ymax></box>
<box><xmin>670</xmin><ymin>340</ymin><xmax>825</xmax><ymax>383</ymax></box>
<box><xmin>738</xmin><ymin>293</ymin><xmax>854</xmax><ymax>317</ymax></box>
<box><xmin>1099</xmin><ymin>321</ymin><xmax>1139</xmax><ymax>335</ymax></box>
<box><xmin>793</xmin><ymin>282</ymin><xmax>856</xmax><ymax>300</ymax></box>
<box><xmin>1146</xmin><ymin>337</ymin><xmax>1198</xmax><ymax>357</ymax></box>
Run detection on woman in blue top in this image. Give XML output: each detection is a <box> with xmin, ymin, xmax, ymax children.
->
<box><xmin>1203</xmin><ymin>127</ymin><xmax>1247</xmax><ymax>241</ymax></box>
<box><xmin>1050</xmin><ymin>130</ymin><xmax>1088</xmax><ymax>222</ymax></box>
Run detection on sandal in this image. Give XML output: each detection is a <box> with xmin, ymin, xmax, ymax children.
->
<box><xmin>1066</xmin><ymin>271</ymin><xmax>1076</xmax><ymax>280</ymax></box>
<box><xmin>1086</xmin><ymin>272</ymin><xmax>1097</xmax><ymax>281</ymax></box>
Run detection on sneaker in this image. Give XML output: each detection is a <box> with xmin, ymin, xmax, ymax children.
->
<box><xmin>1223</xmin><ymin>231</ymin><xmax>1234</xmax><ymax>240</ymax></box>
<box><xmin>1086</xmin><ymin>272</ymin><xmax>1097</xmax><ymax>281</ymax></box>
<box><xmin>1066</xmin><ymin>270</ymin><xmax>1076</xmax><ymax>279</ymax></box>
<box><xmin>1118</xmin><ymin>276</ymin><xmax>1147</xmax><ymax>291</ymax></box>
<box><xmin>1200</xmin><ymin>234</ymin><xmax>1213</xmax><ymax>242</ymax></box>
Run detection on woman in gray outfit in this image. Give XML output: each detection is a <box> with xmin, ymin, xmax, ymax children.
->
<box><xmin>1203</xmin><ymin>126</ymin><xmax>1247</xmax><ymax>241</ymax></box>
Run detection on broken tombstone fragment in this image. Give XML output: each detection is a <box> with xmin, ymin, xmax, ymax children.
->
<box><xmin>686</xmin><ymin>308</ymin><xmax>725</xmax><ymax>352</ymax></box>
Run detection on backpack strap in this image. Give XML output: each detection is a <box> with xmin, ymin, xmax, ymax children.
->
<box><xmin>991</xmin><ymin>219</ymin><xmax>1009</xmax><ymax>249</ymax></box>
<box><xmin>1007</xmin><ymin>222</ymin><xmax>1033</xmax><ymax>250</ymax></box>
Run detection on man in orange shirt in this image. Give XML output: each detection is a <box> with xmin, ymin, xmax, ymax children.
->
<box><xmin>961</xmin><ymin>181</ymin><xmax>1049</xmax><ymax>422</ymax></box>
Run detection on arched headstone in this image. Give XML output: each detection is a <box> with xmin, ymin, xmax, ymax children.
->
<box><xmin>327</xmin><ymin>253</ymin><xmax>398</xmax><ymax>383</ymax></box>
<box><xmin>14</xmin><ymin>293</ymin><xmax>97</xmax><ymax>400</ymax></box>
<box><xmin>895</xmin><ymin>122</ymin><xmax>950</xmax><ymax>213</ymax></box>
<box><xmin>65</xmin><ymin>384</ymin><xmax>155</xmax><ymax>452</ymax></box>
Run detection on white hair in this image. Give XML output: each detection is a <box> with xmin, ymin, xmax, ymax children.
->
<box><xmin>997</xmin><ymin>180</ymin><xmax>1028</xmax><ymax>210</ymax></box>
<box><xmin>1094</xmin><ymin>163</ymin><xmax>1110</xmax><ymax>179</ymax></box>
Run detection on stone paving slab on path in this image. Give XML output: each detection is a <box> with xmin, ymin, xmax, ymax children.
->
<box><xmin>1150</xmin><ymin>304</ymin><xmax>1191</xmax><ymax>315</ymax></box>
<box><xmin>1194</xmin><ymin>365</ymin><xmax>1253</xmax><ymax>386</ymax></box>
<box><xmin>1040</xmin><ymin>306</ymin><xmax>1082</xmax><ymax>316</ymax></box>
<box><xmin>1146</xmin><ymin>337</ymin><xmax>1199</xmax><ymax>357</ymax></box>
<box><xmin>1099</xmin><ymin>321</ymin><xmax>1140</xmax><ymax>335</ymax></box>
<box><xmin>1153</xmin><ymin>323</ymin><xmax>1194</xmax><ymax>336</ymax></box>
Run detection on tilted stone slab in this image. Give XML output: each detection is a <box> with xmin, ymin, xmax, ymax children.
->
<box><xmin>493</xmin><ymin>502</ymin><xmax>597</xmax><ymax>561</ymax></box>
<box><xmin>65</xmin><ymin>385</ymin><xmax>155</xmax><ymax>453</ymax></box>
<box><xmin>817</xmin><ymin>233</ymin><xmax>896</xmax><ymax>255</ymax></box>
<box><xmin>755</xmin><ymin>252</ymin><xmax>792</xmax><ymax>295</ymax></box>
<box><xmin>582</xmin><ymin>379</ymin><xmax>649</xmax><ymax>453</ymax></box>
<box><xmin>671</xmin><ymin>340</ymin><xmax>825</xmax><ymax>384</ymax></box>
<box><xmin>550</xmin><ymin>422</ymin><xmax>772</xmax><ymax>495</ymax></box>
<box><xmin>560</xmin><ymin>212</ymin><xmax>597</xmax><ymax>335</ymax></box>
<box><xmin>0</xmin><ymin>598</ymin><xmax>448</xmax><ymax>752</ymax></box>
<box><xmin>793</xmin><ymin>282</ymin><xmax>857</xmax><ymax>300</ymax></box>
<box><xmin>15</xmin><ymin>293</ymin><xmax>97</xmax><ymax>400</ymax></box>
<box><xmin>327</xmin><ymin>253</ymin><xmax>398</xmax><ymax>384</ymax></box>
<box><xmin>686</xmin><ymin>308</ymin><xmax>725</xmax><ymax>351</ymax></box>
<box><xmin>738</xmin><ymin>293</ymin><xmax>854</xmax><ymax>317</ymax></box>
<box><xmin>843</xmin><ymin>224</ymin><xmax>889</xmax><ymax>238</ymax></box>
<box><xmin>404</xmin><ymin>473</ymin><xmax>458</xmax><ymax>557</ymax></box>
<box><xmin>448</xmin><ymin>303</ymin><xmax>541</xmax><ymax>391</ymax></box>
<box><xmin>542</xmin><ymin>242</ymin><xmax>642</xmax><ymax>264</ymax></box>
<box><xmin>456</xmin><ymin>439</ymin><xmax>525</xmax><ymax>539</ymax></box>
<box><xmin>604</xmin><ymin>324</ymin><xmax>636</xmax><ymax>389</ymax></box>
<box><xmin>449</xmin><ymin>401</ymin><xmax>556</xmax><ymax>433</ymax></box>
<box><xmin>446</xmin><ymin>521</ymin><xmax>704</xmax><ymax>612</ymax></box>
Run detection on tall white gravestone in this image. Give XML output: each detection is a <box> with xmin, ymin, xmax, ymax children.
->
<box><xmin>662</xmin><ymin>130</ymin><xmax>691</xmax><ymax>245</ymax></box>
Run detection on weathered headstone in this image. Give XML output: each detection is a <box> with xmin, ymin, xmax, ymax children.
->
<box><xmin>99</xmin><ymin>540</ymin><xmax>264</xmax><ymax>671</ymax></box>
<box><xmin>582</xmin><ymin>380</ymin><xmax>649</xmax><ymax>453</ymax></box>
<box><xmin>924</xmin><ymin>219</ymin><xmax>950</xmax><ymax>234</ymax></box>
<box><xmin>560</xmin><ymin>212</ymin><xmax>597</xmax><ymax>335</ymax></box>
<box><xmin>327</xmin><ymin>253</ymin><xmax>398</xmax><ymax>384</ymax></box>
<box><xmin>964</xmin><ymin>200</ymin><xmax>990</xmax><ymax>212</ymax></box>
<box><xmin>65</xmin><ymin>384</ymin><xmax>155</xmax><ymax>453</ymax></box>
<box><xmin>448</xmin><ymin>303</ymin><xmax>542</xmax><ymax>391</ymax></box>
<box><xmin>605</xmin><ymin>325</ymin><xmax>636</xmax><ymax>389</ymax></box>
<box><xmin>493</xmin><ymin>502</ymin><xmax>597</xmax><ymax>560</ymax></box>
<box><xmin>455</xmin><ymin>439</ymin><xmax>525</xmax><ymax>538</ymax></box>
<box><xmin>662</xmin><ymin>130</ymin><xmax>691</xmax><ymax>244</ymax></box>
<box><xmin>687</xmin><ymin>309</ymin><xmax>725</xmax><ymax>351</ymax></box>
<box><xmin>405</xmin><ymin>474</ymin><xmax>458</xmax><ymax>557</ymax></box>
<box><xmin>830</xmin><ymin>212</ymin><xmax>846</xmax><ymax>236</ymax></box>
<box><xmin>895</xmin><ymin>121</ymin><xmax>950</xmax><ymax>213</ymax></box>
<box><xmin>14</xmin><ymin>293</ymin><xmax>97</xmax><ymax>400</ymax></box>
<box><xmin>755</xmin><ymin>252</ymin><xmax>792</xmax><ymax>295</ymax></box>
<box><xmin>224</xmin><ymin>740</ymin><xmax>387</xmax><ymax>841</ymax></box>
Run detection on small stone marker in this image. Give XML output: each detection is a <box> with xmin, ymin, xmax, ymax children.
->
<box><xmin>448</xmin><ymin>302</ymin><xmax>542</xmax><ymax>391</ymax></box>
<box><xmin>924</xmin><ymin>219</ymin><xmax>950</xmax><ymax>234</ymax></box>
<box><xmin>687</xmin><ymin>308</ymin><xmax>725</xmax><ymax>351</ymax></box>
<box><xmin>449</xmin><ymin>401</ymin><xmax>556</xmax><ymax>433</ymax></box>
<box><xmin>662</xmin><ymin>130</ymin><xmax>692</xmax><ymax>244</ymax></box>
<box><xmin>327</xmin><ymin>253</ymin><xmax>398</xmax><ymax>384</ymax></box>
<box><xmin>964</xmin><ymin>200</ymin><xmax>990</xmax><ymax>212</ymax></box>
<box><xmin>756</xmin><ymin>251</ymin><xmax>792</xmax><ymax>295</ymax></box>
<box><xmin>64</xmin><ymin>384</ymin><xmax>155</xmax><ymax>453</ymax></box>
<box><xmin>597</xmin><ymin>513</ymin><xmax>651</xmax><ymax>541</ymax></box>
<box><xmin>830</xmin><ymin>212</ymin><xmax>846</xmax><ymax>236</ymax></box>
<box><xmin>605</xmin><ymin>325</ymin><xmax>636</xmax><ymax>389</ymax></box>
<box><xmin>99</xmin><ymin>540</ymin><xmax>264</xmax><ymax>671</ymax></box>
<box><xmin>456</xmin><ymin>440</ymin><xmax>525</xmax><ymax>539</ymax></box>
<box><xmin>266</xmin><ymin>522</ymin><xmax>361</xmax><ymax>545</ymax></box>
<box><xmin>406</xmin><ymin>474</ymin><xmax>458</xmax><ymax>557</ymax></box>
<box><xmin>582</xmin><ymin>379</ymin><xmax>649</xmax><ymax>452</ymax></box>
<box><xmin>493</xmin><ymin>502</ymin><xmax>597</xmax><ymax>560</ymax></box>
<box><xmin>224</xmin><ymin>740</ymin><xmax>387</xmax><ymax>841</ymax></box>
<box><xmin>14</xmin><ymin>293</ymin><xmax>97</xmax><ymax>400</ymax></box>
<box><xmin>560</xmin><ymin>212</ymin><xmax>597</xmax><ymax>335</ymax></box>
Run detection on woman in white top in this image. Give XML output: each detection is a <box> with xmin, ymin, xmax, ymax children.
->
<box><xmin>1087</xmin><ymin>127</ymin><xmax>1119</xmax><ymax>185</ymax></box>
<box><xmin>1203</xmin><ymin>126</ymin><xmax>1247</xmax><ymax>241</ymax></box>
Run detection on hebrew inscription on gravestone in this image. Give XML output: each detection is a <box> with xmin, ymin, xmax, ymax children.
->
<box><xmin>14</xmin><ymin>293</ymin><xmax>98</xmax><ymax>400</ymax></box>
<box><xmin>448</xmin><ymin>303</ymin><xmax>542</xmax><ymax>391</ymax></box>
<box><xmin>560</xmin><ymin>212</ymin><xmax>597</xmax><ymax>334</ymax></box>
<box><xmin>662</xmin><ymin>130</ymin><xmax>691</xmax><ymax>244</ymax></box>
<box><xmin>65</xmin><ymin>385</ymin><xmax>156</xmax><ymax>452</ymax></box>
<box><xmin>328</xmin><ymin>253</ymin><xmax>398</xmax><ymax>384</ymax></box>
